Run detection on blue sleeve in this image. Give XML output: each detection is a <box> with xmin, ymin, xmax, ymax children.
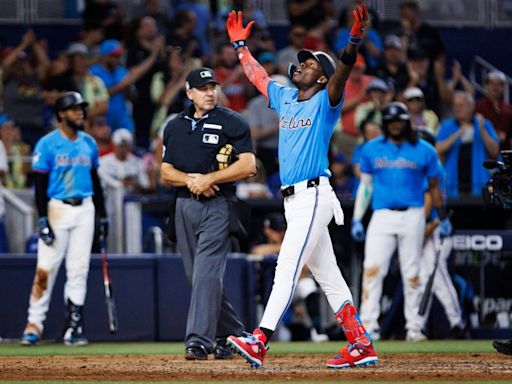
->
<box><xmin>425</xmin><ymin>145</ymin><xmax>440</xmax><ymax>179</ymax></box>
<box><xmin>369</xmin><ymin>30</ymin><xmax>383</xmax><ymax>51</ymax></box>
<box><xmin>436</xmin><ymin>120</ymin><xmax>454</xmax><ymax>141</ymax></box>
<box><xmin>360</xmin><ymin>145</ymin><xmax>373</xmax><ymax>174</ymax></box>
<box><xmin>115</xmin><ymin>67</ymin><xmax>129</xmax><ymax>83</ymax></box>
<box><xmin>90</xmin><ymin>138</ymin><xmax>100</xmax><ymax>168</ymax></box>
<box><xmin>352</xmin><ymin>144</ymin><xmax>362</xmax><ymax>166</ymax></box>
<box><xmin>484</xmin><ymin>118</ymin><xmax>499</xmax><ymax>142</ymax></box>
<box><xmin>268</xmin><ymin>80</ymin><xmax>287</xmax><ymax>114</ymax></box>
<box><xmin>333</xmin><ymin>29</ymin><xmax>350</xmax><ymax>53</ymax></box>
<box><xmin>32</xmin><ymin>138</ymin><xmax>51</xmax><ymax>172</ymax></box>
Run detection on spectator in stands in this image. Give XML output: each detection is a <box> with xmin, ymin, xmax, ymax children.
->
<box><xmin>236</xmin><ymin>158</ymin><xmax>272</xmax><ymax>199</ymax></box>
<box><xmin>286</xmin><ymin>0</ymin><xmax>335</xmax><ymax>30</ymax></box>
<box><xmin>99</xmin><ymin>128</ymin><xmax>151</xmax><ymax>193</ymax></box>
<box><xmin>355</xmin><ymin>78</ymin><xmax>390</xmax><ymax>130</ymax></box>
<box><xmin>251</xmin><ymin>213</ymin><xmax>328</xmax><ymax>342</ymax></box>
<box><xmin>447</xmin><ymin>59</ymin><xmax>475</xmax><ymax>99</ymax></box>
<box><xmin>246</xmin><ymin>74</ymin><xmax>284</xmax><ymax>177</ymax></box>
<box><xmin>216</xmin><ymin>0</ymin><xmax>268</xmax><ymax>32</ymax></box>
<box><xmin>476</xmin><ymin>70</ymin><xmax>512</xmax><ymax>149</ymax></box>
<box><xmin>334</xmin><ymin>54</ymin><xmax>373</xmax><ymax>160</ymax></box>
<box><xmin>302</xmin><ymin>14</ymin><xmax>331</xmax><ymax>52</ymax></box>
<box><xmin>88</xmin><ymin>116</ymin><xmax>113</xmax><ymax>157</ymax></box>
<box><xmin>90</xmin><ymin>38</ymin><xmax>163</xmax><ymax>134</ymax></box>
<box><xmin>0</xmin><ymin>114</ymin><xmax>31</xmax><ymax>189</ymax></box>
<box><xmin>168</xmin><ymin>9</ymin><xmax>203</xmax><ymax>61</ymax></box>
<box><xmin>436</xmin><ymin>91</ymin><xmax>499</xmax><ymax>197</ymax></box>
<box><xmin>150</xmin><ymin>47</ymin><xmax>198</xmax><ymax>139</ymax></box>
<box><xmin>82</xmin><ymin>0</ymin><xmax>124</xmax><ymax>41</ymax></box>
<box><xmin>78</xmin><ymin>22</ymin><xmax>105</xmax><ymax>61</ymax></box>
<box><xmin>370</xmin><ymin>34</ymin><xmax>409</xmax><ymax>94</ymax></box>
<box><xmin>2</xmin><ymin>30</ymin><xmax>51</xmax><ymax>148</ymax></box>
<box><xmin>351</xmin><ymin>119</ymin><xmax>382</xmax><ymax>195</ymax></box>
<box><xmin>45</xmin><ymin>43</ymin><xmax>109</xmax><ymax>128</ymax></box>
<box><xmin>276</xmin><ymin>25</ymin><xmax>306</xmax><ymax>76</ymax></box>
<box><xmin>405</xmin><ymin>48</ymin><xmax>451</xmax><ymax>116</ymax></box>
<box><xmin>175</xmin><ymin>1</ymin><xmax>212</xmax><ymax>57</ymax></box>
<box><xmin>330</xmin><ymin>152</ymin><xmax>354</xmax><ymax>200</ymax></box>
<box><xmin>126</xmin><ymin>16</ymin><xmax>166</xmax><ymax>148</ymax></box>
<box><xmin>404</xmin><ymin>87</ymin><xmax>439</xmax><ymax>135</ymax></box>
<box><xmin>258</xmin><ymin>52</ymin><xmax>278</xmax><ymax>77</ymax></box>
<box><xmin>399</xmin><ymin>1</ymin><xmax>444</xmax><ymax>64</ymax></box>
<box><xmin>0</xmin><ymin>122</ymin><xmax>9</xmax><ymax>251</ymax></box>
<box><xmin>214</xmin><ymin>43</ymin><xmax>252</xmax><ymax>112</ymax></box>
<box><xmin>334</xmin><ymin>7</ymin><xmax>383</xmax><ymax>71</ymax></box>
<box><xmin>131</xmin><ymin>0</ymin><xmax>173</xmax><ymax>39</ymax></box>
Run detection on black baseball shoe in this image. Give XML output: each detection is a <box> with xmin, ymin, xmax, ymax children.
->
<box><xmin>185</xmin><ymin>342</ymin><xmax>208</xmax><ymax>360</ymax></box>
<box><xmin>493</xmin><ymin>339</ymin><xmax>512</xmax><ymax>356</ymax></box>
<box><xmin>213</xmin><ymin>338</ymin><xmax>235</xmax><ymax>360</ymax></box>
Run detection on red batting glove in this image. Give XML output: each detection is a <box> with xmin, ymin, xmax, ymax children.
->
<box><xmin>349</xmin><ymin>2</ymin><xmax>369</xmax><ymax>46</ymax></box>
<box><xmin>226</xmin><ymin>10</ymin><xmax>255</xmax><ymax>48</ymax></box>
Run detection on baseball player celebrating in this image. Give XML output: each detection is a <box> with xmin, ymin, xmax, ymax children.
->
<box><xmin>226</xmin><ymin>3</ymin><xmax>379</xmax><ymax>369</ymax></box>
<box><xmin>351</xmin><ymin>102</ymin><xmax>453</xmax><ymax>341</ymax></box>
<box><xmin>21</xmin><ymin>91</ymin><xmax>108</xmax><ymax>346</ymax></box>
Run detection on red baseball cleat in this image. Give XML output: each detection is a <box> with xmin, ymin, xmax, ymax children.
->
<box><xmin>327</xmin><ymin>342</ymin><xmax>378</xmax><ymax>369</ymax></box>
<box><xmin>227</xmin><ymin>330</ymin><xmax>268</xmax><ymax>368</ymax></box>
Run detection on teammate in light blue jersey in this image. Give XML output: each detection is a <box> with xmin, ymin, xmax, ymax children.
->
<box><xmin>225</xmin><ymin>3</ymin><xmax>379</xmax><ymax>370</ymax></box>
<box><xmin>352</xmin><ymin>102</ymin><xmax>453</xmax><ymax>342</ymax></box>
<box><xmin>21</xmin><ymin>92</ymin><xmax>108</xmax><ymax>347</ymax></box>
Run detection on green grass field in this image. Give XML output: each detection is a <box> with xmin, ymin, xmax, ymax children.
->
<box><xmin>1</xmin><ymin>340</ymin><xmax>510</xmax><ymax>384</ymax></box>
<box><xmin>0</xmin><ymin>339</ymin><xmax>498</xmax><ymax>356</ymax></box>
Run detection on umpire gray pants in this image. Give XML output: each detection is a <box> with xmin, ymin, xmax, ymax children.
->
<box><xmin>175</xmin><ymin>196</ymin><xmax>244</xmax><ymax>351</ymax></box>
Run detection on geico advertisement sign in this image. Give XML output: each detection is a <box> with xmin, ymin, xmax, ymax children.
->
<box><xmin>452</xmin><ymin>234</ymin><xmax>503</xmax><ymax>251</ymax></box>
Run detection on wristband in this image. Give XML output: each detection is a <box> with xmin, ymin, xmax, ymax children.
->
<box><xmin>231</xmin><ymin>40</ymin><xmax>247</xmax><ymax>50</ymax></box>
<box><xmin>340</xmin><ymin>50</ymin><xmax>357</xmax><ymax>66</ymax></box>
<box><xmin>349</xmin><ymin>35</ymin><xmax>362</xmax><ymax>46</ymax></box>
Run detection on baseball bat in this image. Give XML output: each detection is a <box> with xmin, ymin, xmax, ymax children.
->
<box><xmin>418</xmin><ymin>238</ymin><xmax>443</xmax><ymax>316</ymax></box>
<box><xmin>99</xmin><ymin>234</ymin><xmax>118</xmax><ymax>334</ymax></box>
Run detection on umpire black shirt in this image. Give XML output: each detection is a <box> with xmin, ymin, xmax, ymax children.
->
<box><xmin>162</xmin><ymin>104</ymin><xmax>253</xmax><ymax>196</ymax></box>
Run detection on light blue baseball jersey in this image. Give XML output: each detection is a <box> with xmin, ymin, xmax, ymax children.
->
<box><xmin>360</xmin><ymin>136</ymin><xmax>439</xmax><ymax>210</ymax></box>
<box><xmin>32</xmin><ymin>130</ymin><xmax>99</xmax><ymax>200</ymax></box>
<box><xmin>267</xmin><ymin>81</ymin><xmax>343</xmax><ymax>186</ymax></box>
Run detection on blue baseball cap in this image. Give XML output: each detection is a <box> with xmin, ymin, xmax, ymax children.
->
<box><xmin>99</xmin><ymin>39</ymin><xmax>124</xmax><ymax>56</ymax></box>
<box><xmin>0</xmin><ymin>114</ymin><xmax>12</xmax><ymax>126</ymax></box>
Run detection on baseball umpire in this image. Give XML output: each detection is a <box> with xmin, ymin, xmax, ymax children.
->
<box><xmin>351</xmin><ymin>102</ymin><xmax>453</xmax><ymax>341</ymax></box>
<box><xmin>21</xmin><ymin>91</ymin><xmax>108</xmax><ymax>346</ymax></box>
<box><xmin>225</xmin><ymin>2</ymin><xmax>378</xmax><ymax>369</ymax></box>
<box><xmin>160</xmin><ymin>67</ymin><xmax>256</xmax><ymax>360</ymax></box>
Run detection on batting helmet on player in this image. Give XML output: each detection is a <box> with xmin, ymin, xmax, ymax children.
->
<box><xmin>289</xmin><ymin>50</ymin><xmax>336</xmax><ymax>82</ymax></box>
<box><xmin>55</xmin><ymin>91</ymin><xmax>89</xmax><ymax>121</ymax></box>
<box><xmin>381</xmin><ymin>101</ymin><xmax>416</xmax><ymax>144</ymax></box>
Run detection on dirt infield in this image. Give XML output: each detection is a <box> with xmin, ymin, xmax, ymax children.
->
<box><xmin>1</xmin><ymin>353</ymin><xmax>511</xmax><ymax>382</ymax></box>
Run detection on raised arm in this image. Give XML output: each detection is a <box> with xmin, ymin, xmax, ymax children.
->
<box><xmin>327</xmin><ymin>2</ymin><xmax>368</xmax><ymax>106</ymax></box>
<box><xmin>227</xmin><ymin>11</ymin><xmax>271</xmax><ymax>99</ymax></box>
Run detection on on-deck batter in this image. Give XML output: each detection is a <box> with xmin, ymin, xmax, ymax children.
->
<box><xmin>225</xmin><ymin>3</ymin><xmax>378</xmax><ymax>369</ymax></box>
<box><xmin>20</xmin><ymin>92</ymin><xmax>108</xmax><ymax>346</ymax></box>
<box><xmin>351</xmin><ymin>102</ymin><xmax>453</xmax><ymax>341</ymax></box>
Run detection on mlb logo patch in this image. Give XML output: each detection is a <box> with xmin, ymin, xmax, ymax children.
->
<box><xmin>200</xmin><ymin>70</ymin><xmax>213</xmax><ymax>78</ymax></box>
<box><xmin>203</xmin><ymin>133</ymin><xmax>219</xmax><ymax>144</ymax></box>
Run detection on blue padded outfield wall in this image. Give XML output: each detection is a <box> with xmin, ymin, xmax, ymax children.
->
<box><xmin>0</xmin><ymin>254</ymin><xmax>256</xmax><ymax>342</ymax></box>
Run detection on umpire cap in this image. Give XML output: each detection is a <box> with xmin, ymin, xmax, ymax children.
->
<box><xmin>186</xmin><ymin>67</ymin><xmax>219</xmax><ymax>90</ymax></box>
<box><xmin>382</xmin><ymin>102</ymin><xmax>410</xmax><ymax>122</ymax></box>
<box><xmin>297</xmin><ymin>50</ymin><xmax>336</xmax><ymax>79</ymax></box>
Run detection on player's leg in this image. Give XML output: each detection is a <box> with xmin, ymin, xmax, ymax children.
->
<box><xmin>397</xmin><ymin>208</ymin><xmax>426</xmax><ymax>341</ymax></box>
<box><xmin>228</xmin><ymin>186</ymin><xmax>332</xmax><ymax>366</ymax></box>
<box><xmin>359</xmin><ymin>210</ymin><xmax>397</xmax><ymax>339</ymax></box>
<box><xmin>431</xmin><ymin>232</ymin><xmax>464</xmax><ymax>331</ymax></box>
<box><xmin>22</xmin><ymin>201</ymin><xmax>71</xmax><ymax>344</ymax></box>
<box><xmin>63</xmin><ymin>200</ymin><xmax>95</xmax><ymax>345</ymax></box>
<box><xmin>306</xmin><ymin>227</ymin><xmax>378</xmax><ymax>368</ymax></box>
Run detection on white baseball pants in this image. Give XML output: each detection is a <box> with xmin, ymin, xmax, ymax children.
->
<box><xmin>360</xmin><ymin>207</ymin><xmax>425</xmax><ymax>334</ymax></box>
<box><xmin>260</xmin><ymin>178</ymin><xmax>353</xmax><ymax>331</ymax></box>
<box><xmin>421</xmin><ymin>228</ymin><xmax>463</xmax><ymax>328</ymax></box>
<box><xmin>26</xmin><ymin>198</ymin><xmax>95</xmax><ymax>332</ymax></box>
